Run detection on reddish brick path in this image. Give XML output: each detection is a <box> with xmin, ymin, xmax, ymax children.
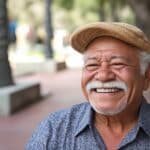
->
<box><xmin>0</xmin><ymin>69</ymin><xmax>84</xmax><ymax>150</ymax></box>
<box><xmin>0</xmin><ymin>69</ymin><xmax>149</xmax><ymax>150</ymax></box>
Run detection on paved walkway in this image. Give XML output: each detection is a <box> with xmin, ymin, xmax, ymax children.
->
<box><xmin>0</xmin><ymin>69</ymin><xmax>84</xmax><ymax>150</ymax></box>
<box><xmin>0</xmin><ymin>69</ymin><xmax>149</xmax><ymax>150</ymax></box>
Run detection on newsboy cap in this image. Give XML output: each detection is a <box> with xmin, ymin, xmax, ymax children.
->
<box><xmin>70</xmin><ymin>22</ymin><xmax>150</xmax><ymax>53</ymax></box>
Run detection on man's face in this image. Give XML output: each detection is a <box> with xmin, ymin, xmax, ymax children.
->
<box><xmin>81</xmin><ymin>37</ymin><xmax>150</xmax><ymax>115</ymax></box>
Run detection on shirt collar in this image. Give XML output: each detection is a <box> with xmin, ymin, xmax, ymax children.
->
<box><xmin>74</xmin><ymin>103</ymin><xmax>93</xmax><ymax>136</ymax></box>
<box><xmin>74</xmin><ymin>98</ymin><xmax>150</xmax><ymax>137</ymax></box>
<box><xmin>138</xmin><ymin>98</ymin><xmax>150</xmax><ymax>136</ymax></box>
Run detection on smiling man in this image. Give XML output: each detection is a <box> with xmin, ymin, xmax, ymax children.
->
<box><xmin>26</xmin><ymin>22</ymin><xmax>150</xmax><ymax>150</ymax></box>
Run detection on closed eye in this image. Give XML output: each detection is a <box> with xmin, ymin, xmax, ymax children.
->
<box><xmin>85</xmin><ymin>64</ymin><xmax>99</xmax><ymax>71</ymax></box>
<box><xmin>111</xmin><ymin>63</ymin><xmax>129</xmax><ymax>69</ymax></box>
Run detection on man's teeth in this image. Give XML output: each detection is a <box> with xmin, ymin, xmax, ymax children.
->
<box><xmin>95</xmin><ymin>88</ymin><xmax>121</xmax><ymax>93</ymax></box>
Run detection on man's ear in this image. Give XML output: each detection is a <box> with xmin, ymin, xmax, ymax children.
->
<box><xmin>143</xmin><ymin>64</ymin><xmax>150</xmax><ymax>91</ymax></box>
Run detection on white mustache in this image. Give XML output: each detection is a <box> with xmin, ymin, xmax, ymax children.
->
<box><xmin>86</xmin><ymin>80</ymin><xmax>128</xmax><ymax>91</ymax></box>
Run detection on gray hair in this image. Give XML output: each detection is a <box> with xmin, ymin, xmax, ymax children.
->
<box><xmin>139</xmin><ymin>51</ymin><xmax>150</xmax><ymax>74</ymax></box>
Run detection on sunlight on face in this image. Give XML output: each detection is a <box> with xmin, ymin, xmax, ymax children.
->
<box><xmin>82</xmin><ymin>37</ymin><xmax>147</xmax><ymax>116</ymax></box>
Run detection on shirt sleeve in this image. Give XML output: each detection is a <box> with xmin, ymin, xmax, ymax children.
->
<box><xmin>25</xmin><ymin>117</ymin><xmax>52</xmax><ymax>150</ymax></box>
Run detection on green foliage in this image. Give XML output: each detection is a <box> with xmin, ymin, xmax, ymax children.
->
<box><xmin>55</xmin><ymin>0</ymin><xmax>74</xmax><ymax>10</ymax></box>
<box><xmin>7</xmin><ymin>0</ymin><xmax>135</xmax><ymax>35</ymax></box>
<box><xmin>74</xmin><ymin>0</ymin><xmax>98</xmax><ymax>12</ymax></box>
<box><xmin>8</xmin><ymin>0</ymin><xmax>43</xmax><ymax>21</ymax></box>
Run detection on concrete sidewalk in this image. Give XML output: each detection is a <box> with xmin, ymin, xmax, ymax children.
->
<box><xmin>0</xmin><ymin>69</ymin><xmax>84</xmax><ymax>150</ymax></box>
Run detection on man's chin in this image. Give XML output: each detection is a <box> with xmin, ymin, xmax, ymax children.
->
<box><xmin>94</xmin><ymin>108</ymin><xmax>123</xmax><ymax>116</ymax></box>
<box><xmin>90</xmin><ymin>102</ymin><xmax>127</xmax><ymax>116</ymax></box>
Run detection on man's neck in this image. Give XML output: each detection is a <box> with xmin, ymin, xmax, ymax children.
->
<box><xmin>94</xmin><ymin>106</ymin><xmax>140</xmax><ymax>150</ymax></box>
<box><xmin>95</xmin><ymin>111</ymin><xmax>138</xmax><ymax>134</ymax></box>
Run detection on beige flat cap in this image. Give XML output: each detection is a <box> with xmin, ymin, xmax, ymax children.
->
<box><xmin>70</xmin><ymin>22</ymin><xmax>150</xmax><ymax>53</ymax></box>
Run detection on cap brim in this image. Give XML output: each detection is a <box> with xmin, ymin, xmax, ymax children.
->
<box><xmin>70</xmin><ymin>22</ymin><xmax>150</xmax><ymax>53</ymax></box>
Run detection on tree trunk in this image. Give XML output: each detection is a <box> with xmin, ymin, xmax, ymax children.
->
<box><xmin>127</xmin><ymin>0</ymin><xmax>150</xmax><ymax>38</ymax></box>
<box><xmin>98</xmin><ymin>5</ymin><xmax>106</xmax><ymax>21</ymax></box>
<box><xmin>110</xmin><ymin>0</ymin><xmax>119</xmax><ymax>22</ymax></box>
<box><xmin>0</xmin><ymin>0</ymin><xmax>14</xmax><ymax>87</ymax></box>
<box><xmin>45</xmin><ymin>0</ymin><xmax>53</xmax><ymax>58</ymax></box>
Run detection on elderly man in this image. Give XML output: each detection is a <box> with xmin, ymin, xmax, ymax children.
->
<box><xmin>26</xmin><ymin>22</ymin><xmax>150</xmax><ymax>150</ymax></box>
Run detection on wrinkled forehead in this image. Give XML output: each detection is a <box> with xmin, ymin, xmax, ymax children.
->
<box><xmin>83</xmin><ymin>51</ymin><xmax>132</xmax><ymax>63</ymax></box>
<box><xmin>83</xmin><ymin>48</ymin><xmax>140</xmax><ymax>61</ymax></box>
<box><xmin>83</xmin><ymin>37</ymin><xmax>140</xmax><ymax>61</ymax></box>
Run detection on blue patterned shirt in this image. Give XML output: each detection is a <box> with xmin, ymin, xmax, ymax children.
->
<box><xmin>26</xmin><ymin>100</ymin><xmax>150</xmax><ymax>150</ymax></box>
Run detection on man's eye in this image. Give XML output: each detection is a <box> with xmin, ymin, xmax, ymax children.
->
<box><xmin>111</xmin><ymin>63</ymin><xmax>126</xmax><ymax>69</ymax></box>
<box><xmin>85</xmin><ymin>64</ymin><xmax>99</xmax><ymax>71</ymax></box>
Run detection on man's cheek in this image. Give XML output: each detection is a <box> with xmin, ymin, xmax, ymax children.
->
<box><xmin>81</xmin><ymin>81</ymin><xmax>89</xmax><ymax>100</ymax></box>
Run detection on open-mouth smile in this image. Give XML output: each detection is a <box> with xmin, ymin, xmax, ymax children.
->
<box><xmin>92</xmin><ymin>88</ymin><xmax>123</xmax><ymax>93</ymax></box>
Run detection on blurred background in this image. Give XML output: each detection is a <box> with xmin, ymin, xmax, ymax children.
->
<box><xmin>0</xmin><ymin>0</ymin><xmax>150</xmax><ymax>149</ymax></box>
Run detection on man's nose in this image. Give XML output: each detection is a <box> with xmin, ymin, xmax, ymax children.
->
<box><xmin>94</xmin><ymin>63</ymin><xmax>115</xmax><ymax>82</ymax></box>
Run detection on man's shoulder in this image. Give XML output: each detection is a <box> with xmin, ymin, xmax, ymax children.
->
<box><xmin>47</xmin><ymin>102</ymin><xmax>91</xmax><ymax>124</ymax></box>
<box><xmin>141</xmin><ymin>100</ymin><xmax>150</xmax><ymax>116</ymax></box>
<box><xmin>36</xmin><ymin>102</ymin><xmax>91</xmax><ymax>130</ymax></box>
<box><xmin>26</xmin><ymin>102</ymin><xmax>91</xmax><ymax>149</ymax></box>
